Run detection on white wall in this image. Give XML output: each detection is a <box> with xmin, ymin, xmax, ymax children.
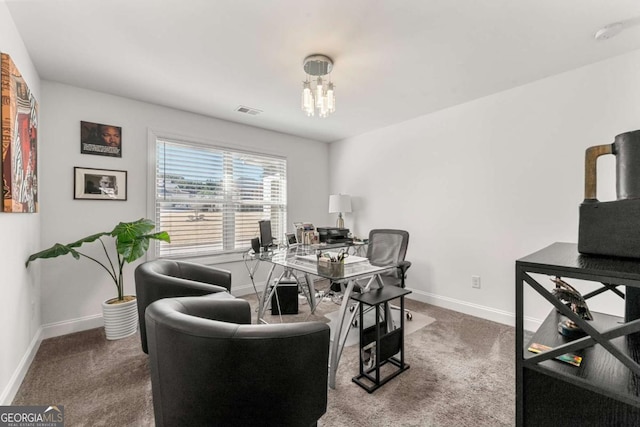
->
<box><xmin>330</xmin><ymin>49</ymin><xmax>640</xmax><ymax>327</ymax></box>
<box><xmin>0</xmin><ymin>2</ymin><xmax>42</xmax><ymax>404</ymax></box>
<box><xmin>37</xmin><ymin>82</ymin><xmax>330</xmax><ymax>329</ymax></box>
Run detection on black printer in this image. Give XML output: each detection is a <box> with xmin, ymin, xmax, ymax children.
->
<box><xmin>317</xmin><ymin>227</ymin><xmax>352</xmax><ymax>244</ymax></box>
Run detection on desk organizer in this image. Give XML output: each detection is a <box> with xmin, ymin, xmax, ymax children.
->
<box><xmin>317</xmin><ymin>257</ymin><xmax>344</xmax><ymax>276</ymax></box>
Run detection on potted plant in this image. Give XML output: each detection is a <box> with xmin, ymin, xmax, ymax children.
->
<box><xmin>26</xmin><ymin>218</ymin><xmax>170</xmax><ymax>340</ymax></box>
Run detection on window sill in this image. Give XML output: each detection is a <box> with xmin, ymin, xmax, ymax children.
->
<box><xmin>156</xmin><ymin>251</ymin><xmax>250</xmax><ymax>266</ymax></box>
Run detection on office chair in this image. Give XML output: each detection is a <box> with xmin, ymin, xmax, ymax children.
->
<box><xmin>134</xmin><ymin>259</ymin><xmax>233</xmax><ymax>353</ymax></box>
<box><xmin>366</xmin><ymin>229</ymin><xmax>411</xmax><ymax>289</ymax></box>
<box><xmin>145</xmin><ymin>296</ymin><xmax>330</xmax><ymax>427</ymax></box>
<box><xmin>350</xmin><ymin>229</ymin><xmax>412</xmax><ymax>323</ymax></box>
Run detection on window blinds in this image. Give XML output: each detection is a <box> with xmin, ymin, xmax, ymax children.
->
<box><xmin>155</xmin><ymin>139</ymin><xmax>287</xmax><ymax>258</ymax></box>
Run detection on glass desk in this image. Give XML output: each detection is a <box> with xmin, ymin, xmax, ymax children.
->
<box><xmin>254</xmin><ymin>246</ymin><xmax>395</xmax><ymax>389</ymax></box>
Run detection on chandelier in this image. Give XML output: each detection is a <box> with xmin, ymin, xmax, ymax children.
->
<box><xmin>301</xmin><ymin>54</ymin><xmax>335</xmax><ymax>118</ymax></box>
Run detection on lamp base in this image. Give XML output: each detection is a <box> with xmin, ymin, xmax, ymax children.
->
<box><xmin>336</xmin><ymin>214</ymin><xmax>344</xmax><ymax>229</ymax></box>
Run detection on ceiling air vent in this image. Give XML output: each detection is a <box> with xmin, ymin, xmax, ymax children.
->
<box><xmin>235</xmin><ymin>105</ymin><xmax>262</xmax><ymax>116</ymax></box>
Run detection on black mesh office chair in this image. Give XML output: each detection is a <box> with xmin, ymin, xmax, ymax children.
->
<box><xmin>366</xmin><ymin>229</ymin><xmax>411</xmax><ymax>289</ymax></box>
<box><xmin>351</xmin><ymin>229</ymin><xmax>412</xmax><ymax>320</ymax></box>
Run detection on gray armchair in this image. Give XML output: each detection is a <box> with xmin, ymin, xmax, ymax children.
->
<box><xmin>145</xmin><ymin>297</ymin><xmax>330</xmax><ymax>427</ymax></box>
<box><xmin>134</xmin><ymin>259</ymin><xmax>232</xmax><ymax>353</ymax></box>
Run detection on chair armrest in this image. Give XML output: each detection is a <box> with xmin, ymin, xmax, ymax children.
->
<box><xmin>397</xmin><ymin>260</ymin><xmax>411</xmax><ymax>288</ymax></box>
<box><xmin>398</xmin><ymin>260</ymin><xmax>411</xmax><ymax>275</ymax></box>
<box><xmin>174</xmin><ymin>297</ymin><xmax>251</xmax><ymax>325</ymax></box>
<box><xmin>139</xmin><ymin>273</ymin><xmax>230</xmax><ymax>298</ymax></box>
<box><xmin>176</xmin><ymin>261</ymin><xmax>232</xmax><ymax>292</ymax></box>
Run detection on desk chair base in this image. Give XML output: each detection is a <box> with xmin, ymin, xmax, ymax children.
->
<box><xmin>390</xmin><ymin>303</ymin><xmax>413</xmax><ymax>320</ymax></box>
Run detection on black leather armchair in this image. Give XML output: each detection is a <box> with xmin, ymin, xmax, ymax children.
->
<box><xmin>145</xmin><ymin>297</ymin><xmax>330</xmax><ymax>427</ymax></box>
<box><xmin>134</xmin><ymin>259</ymin><xmax>232</xmax><ymax>353</ymax></box>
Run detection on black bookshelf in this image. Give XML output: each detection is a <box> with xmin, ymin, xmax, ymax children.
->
<box><xmin>516</xmin><ymin>243</ymin><xmax>640</xmax><ymax>426</ymax></box>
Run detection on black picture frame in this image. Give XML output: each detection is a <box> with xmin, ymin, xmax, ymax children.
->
<box><xmin>74</xmin><ymin>167</ymin><xmax>127</xmax><ymax>201</ymax></box>
<box><xmin>80</xmin><ymin>121</ymin><xmax>122</xmax><ymax>157</ymax></box>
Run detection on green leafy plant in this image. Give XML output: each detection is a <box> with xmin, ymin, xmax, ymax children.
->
<box><xmin>26</xmin><ymin>218</ymin><xmax>170</xmax><ymax>303</ymax></box>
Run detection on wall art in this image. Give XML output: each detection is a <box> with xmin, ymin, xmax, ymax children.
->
<box><xmin>1</xmin><ymin>52</ymin><xmax>39</xmax><ymax>213</ymax></box>
<box><xmin>74</xmin><ymin>167</ymin><xmax>127</xmax><ymax>201</ymax></box>
<box><xmin>80</xmin><ymin>120</ymin><xmax>122</xmax><ymax>157</ymax></box>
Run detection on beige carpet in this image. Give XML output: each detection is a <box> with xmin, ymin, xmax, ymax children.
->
<box><xmin>12</xmin><ymin>285</ymin><xmax>515</xmax><ymax>426</ymax></box>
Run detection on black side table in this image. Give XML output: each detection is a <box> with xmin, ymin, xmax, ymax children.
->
<box><xmin>351</xmin><ymin>285</ymin><xmax>412</xmax><ymax>393</ymax></box>
<box><xmin>516</xmin><ymin>242</ymin><xmax>640</xmax><ymax>426</ymax></box>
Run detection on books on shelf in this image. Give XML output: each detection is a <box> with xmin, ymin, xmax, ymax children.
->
<box><xmin>528</xmin><ymin>342</ymin><xmax>583</xmax><ymax>367</ymax></box>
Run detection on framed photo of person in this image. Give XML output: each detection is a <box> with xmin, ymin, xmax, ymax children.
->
<box><xmin>80</xmin><ymin>121</ymin><xmax>122</xmax><ymax>157</ymax></box>
<box><xmin>285</xmin><ymin>232</ymin><xmax>298</xmax><ymax>247</ymax></box>
<box><xmin>74</xmin><ymin>167</ymin><xmax>127</xmax><ymax>201</ymax></box>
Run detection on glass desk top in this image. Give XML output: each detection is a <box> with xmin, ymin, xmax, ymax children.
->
<box><xmin>257</xmin><ymin>246</ymin><xmax>393</xmax><ymax>281</ymax></box>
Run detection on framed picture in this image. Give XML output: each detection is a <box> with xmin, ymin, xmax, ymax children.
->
<box><xmin>1</xmin><ymin>52</ymin><xmax>39</xmax><ymax>213</ymax></box>
<box><xmin>74</xmin><ymin>167</ymin><xmax>127</xmax><ymax>201</ymax></box>
<box><xmin>285</xmin><ymin>232</ymin><xmax>298</xmax><ymax>247</ymax></box>
<box><xmin>80</xmin><ymin>121</ymin><xmax>122</xmax><ymax>157</ymax></box>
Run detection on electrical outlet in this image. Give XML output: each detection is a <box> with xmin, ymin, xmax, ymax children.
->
<box><xmin>472</xmin><ymin>275</ymin><xmax>481</xmax><ymax>289</ymax></box>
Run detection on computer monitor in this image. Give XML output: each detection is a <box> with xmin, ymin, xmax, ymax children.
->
<box><xmin>259</xmin><ymin>220</ymin><xmax>274</xmax><ymax>250</ymax></box>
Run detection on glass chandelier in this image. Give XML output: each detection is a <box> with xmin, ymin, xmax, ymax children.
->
<box><xmin>301</xmin><ymin>54</ymin><xmax>335</xmax><ymax>118</ymax></box>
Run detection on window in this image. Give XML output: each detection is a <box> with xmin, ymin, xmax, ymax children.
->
<box><xmin>154</xmin><ymin>138</ymin><xmax>287</xmax><ymax>258</ymax></box>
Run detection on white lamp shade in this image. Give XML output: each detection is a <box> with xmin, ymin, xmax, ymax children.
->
<box><xmin>329</xmin><ymin>194</ymin><xmax>352</xmax><ymax>213</ymax></box>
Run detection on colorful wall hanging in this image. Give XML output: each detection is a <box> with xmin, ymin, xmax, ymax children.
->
<box><xmin>1</xmin><ymin>52</ymin><xmax>39</xmax><ymax>213</ymax></box>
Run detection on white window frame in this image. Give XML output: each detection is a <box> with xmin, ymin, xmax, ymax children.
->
<box><xmin>146</xmin><ymin>129</ymin><xmax>287</xmax><ymax>264</ymax></box>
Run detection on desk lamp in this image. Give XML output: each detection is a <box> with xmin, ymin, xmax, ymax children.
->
<box><xmin>329</xmin><ymin>194</ymin><xmax>351</xmax><ymax>229</ymax></box>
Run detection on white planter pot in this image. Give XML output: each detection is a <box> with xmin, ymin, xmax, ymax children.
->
<box><xmin>102</xmin><ymin>296</ymin><xmax>138</xmax><ymax>340</ymax></box>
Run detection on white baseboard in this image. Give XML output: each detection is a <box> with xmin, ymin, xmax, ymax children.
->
<box><xmin>407</xmin><ymin>288</ymin><xmax>542</xmax><ymax>329</ymax></box>
<box><xmin>1</xmin><ymin>314</ymin><xmax>111</xmax><ymax>404</ymax></box>
<box><xmin>41</xmin><ymin>313</ymin><xmax>104</xmax><ymax>340</ymax></box>
<box><xmin>232</xmin><ymin>281</ymin><xmax>266</xmax><ymax>297</ymax></box>
<box><xmin>1</xmin><ymin>328</ymin><xmax>43</xmax><ymax>405</ymax></box>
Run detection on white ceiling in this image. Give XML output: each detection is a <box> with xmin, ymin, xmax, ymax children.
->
<box><xmin>5</xmin><ymin>0</ymin><xmax>640</xmax><ymax>143</ymax></box>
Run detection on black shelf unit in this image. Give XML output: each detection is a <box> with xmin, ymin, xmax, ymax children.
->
<box><xmin>516</xmin><ymin>242</ymin><xmax>640</xmax><ymax>426</ymax></box>
<box><xmin>351</xmin><ymin>285</ymin><xmax>411</xmax><ymax>393</ymax></box>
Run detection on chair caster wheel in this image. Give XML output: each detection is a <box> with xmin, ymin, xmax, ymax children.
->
<box><xmin>352</xmin><ymin>319</ymin><xmax>358</xmax><ymax>328</ymax></box>
<box><xmin>406</xmin><ymin>312</ymin><xmax>413</xmax><ymax>320</ymax></box>
<box><xmin>349</xmin><ymin>306</ymin><xmax>355</xmax><ymax>312</ymax></box>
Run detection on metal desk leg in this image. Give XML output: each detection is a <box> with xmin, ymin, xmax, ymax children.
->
<box><xmin>329</xmin><ymin>279</ymin><xmax>356</xmax><ymax>389</ymax></box>
<box><xmin>257</xmin><ymin>264</ymin><xmax>277</xmax><ymax>321</ymax></box>
<box><xmin>305</xmin><ymin>273</ymin><xmax>317</xmax><ymax>313</ymax></box>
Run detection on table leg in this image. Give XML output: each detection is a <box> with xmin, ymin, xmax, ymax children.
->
<box><xmin>329</xmin><ymin>279</ymin><xmax>356</xmax><ymax>389</ymax></box>
<box><xmin>257</xmin><ymin>264</ymin><xmax>277</xmax><ymax>322</ymax></box>
<box><xmin>305</xmin><ymin>273</ymin><xmax>317</xmax><ymax>313</ymax></box>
